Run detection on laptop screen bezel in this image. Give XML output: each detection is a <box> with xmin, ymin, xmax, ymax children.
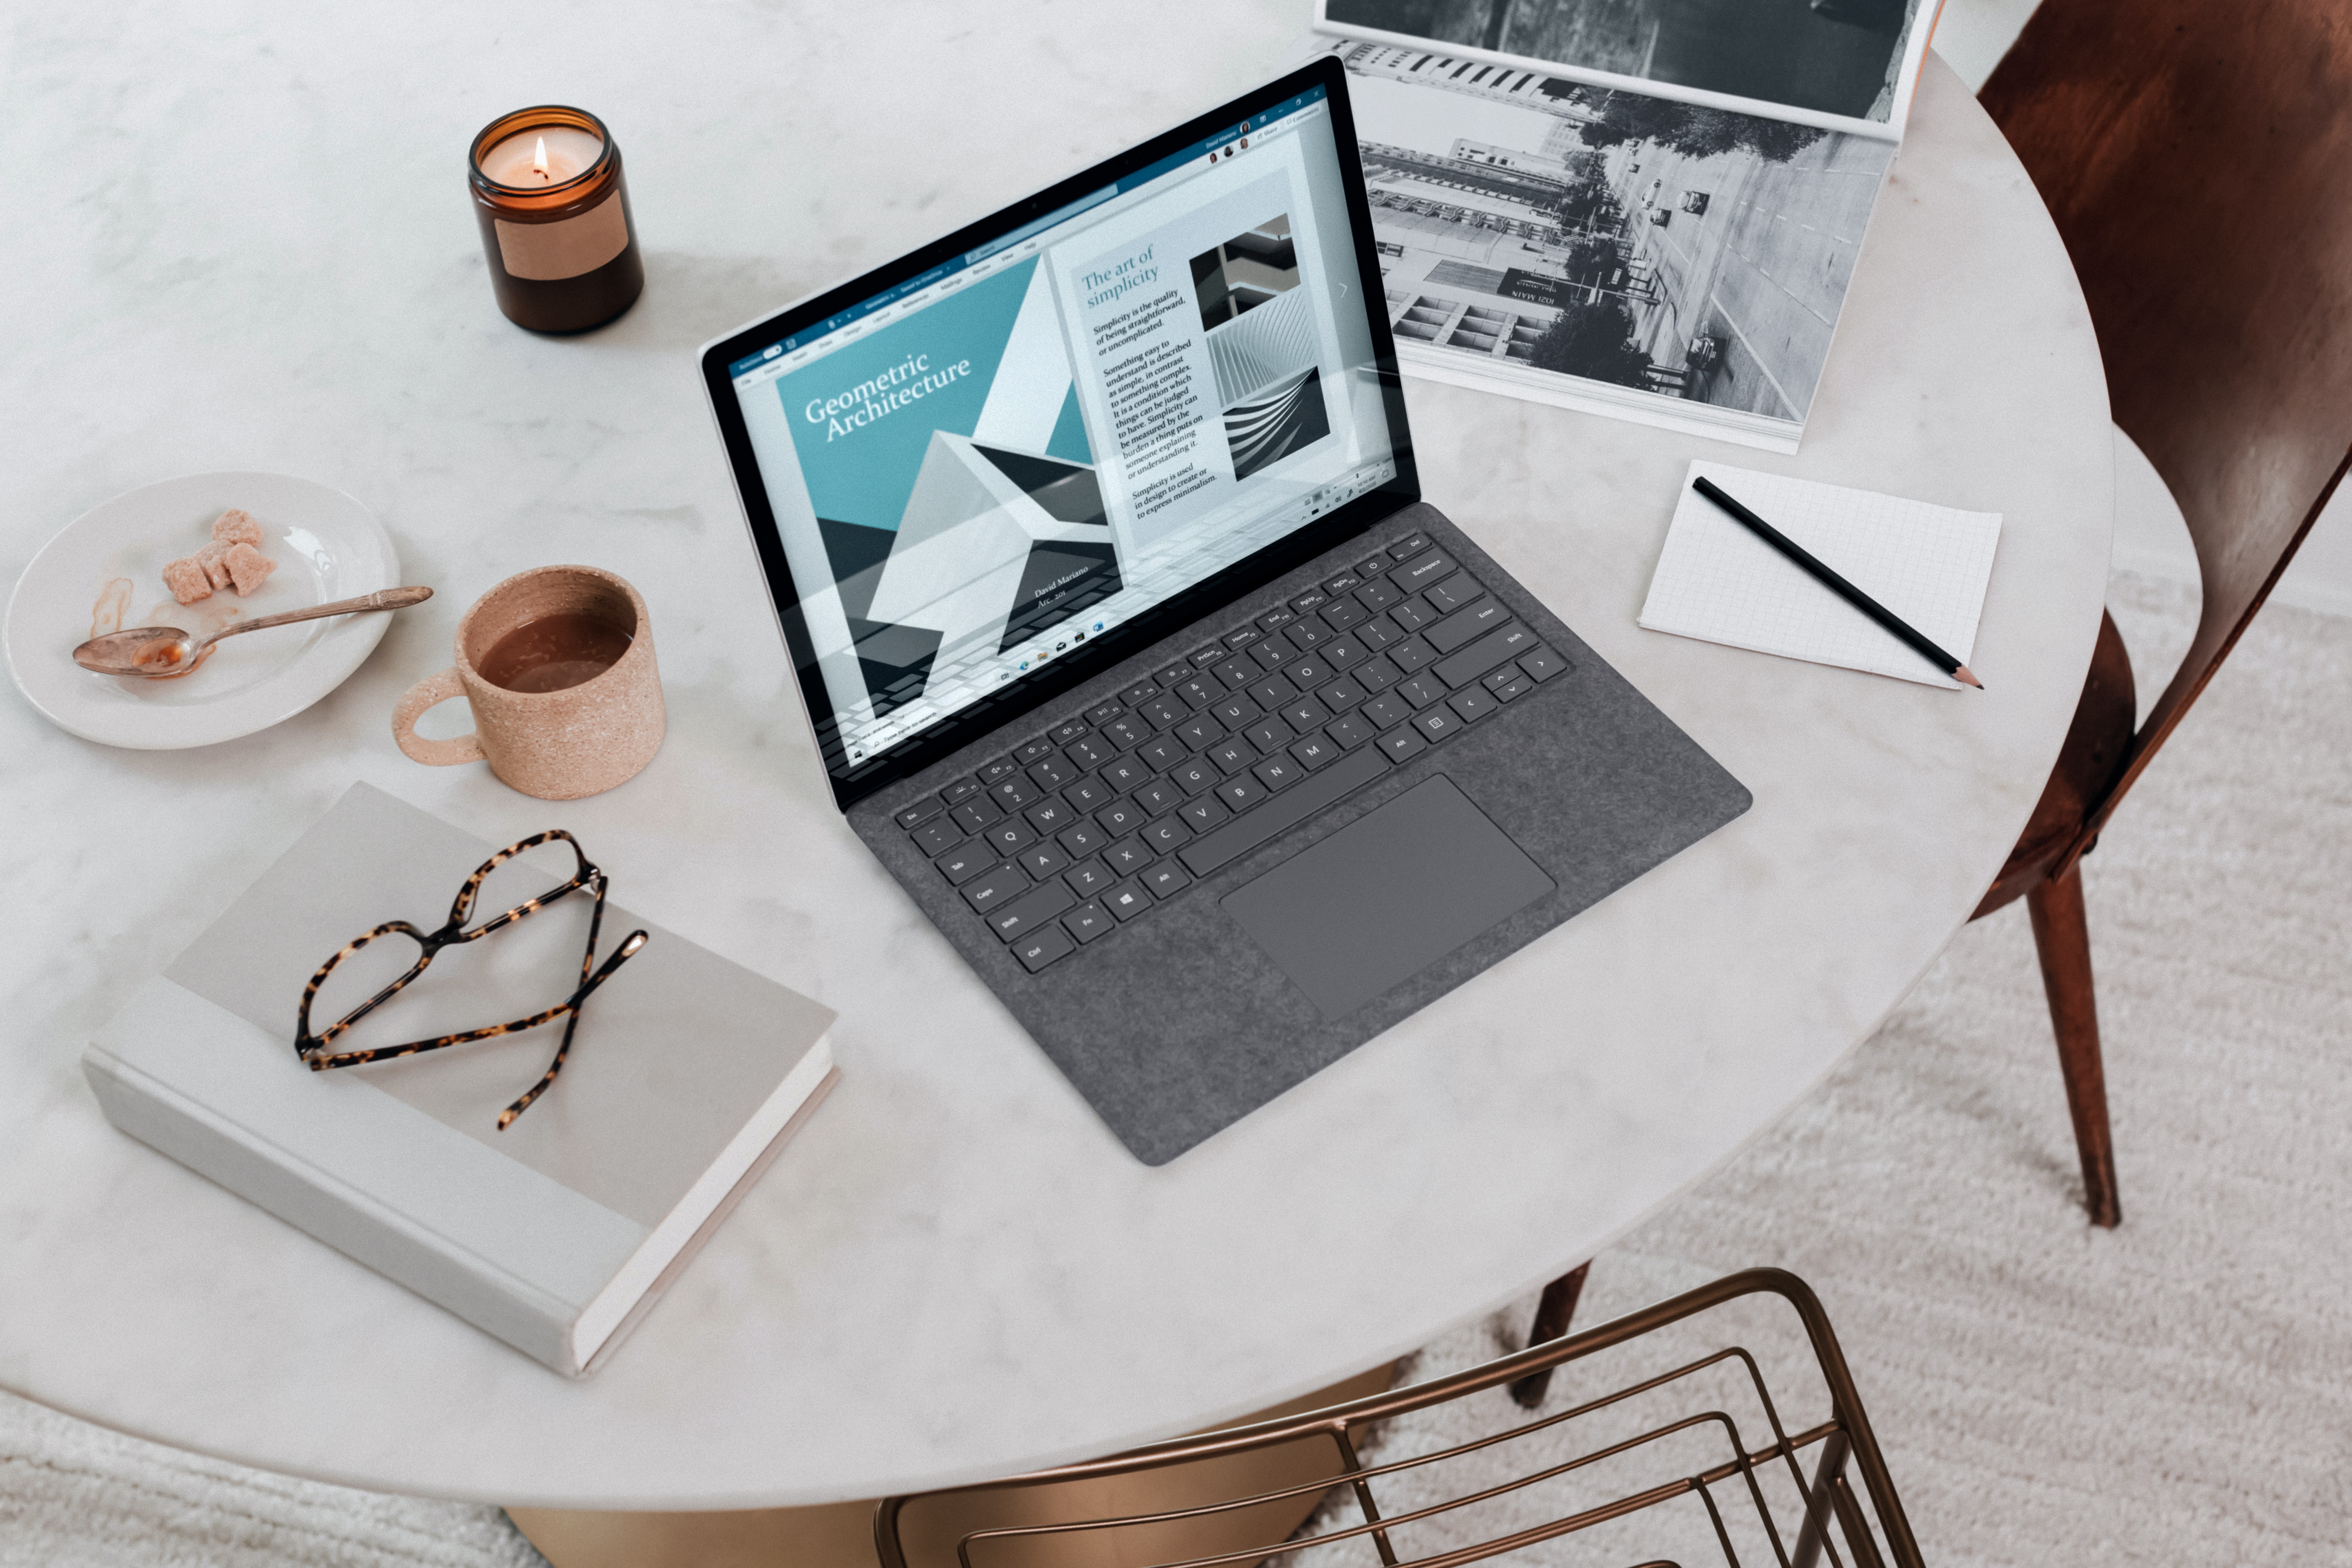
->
<box><xmin>699</xmin><ymin>55</ymin><xmax>1418</xmax><ymax>815</ymax></box>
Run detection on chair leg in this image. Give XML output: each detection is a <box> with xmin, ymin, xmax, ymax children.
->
<box><xmin>1789</xmin><ymin>1430</ymin><xmax>1849</xmax><ymax>1568</ymax></box>
<box><xmin>1509</xmin><ymin>1262</ymin><xmax>1589</xmax><ymax>1408</ymax></box>
<box><xmin>2025</xmin><ymin>862</ymin><xmax>2120</xmax><ymax>1227</ymax></box>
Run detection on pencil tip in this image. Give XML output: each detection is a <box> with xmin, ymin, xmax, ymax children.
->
<box><xmin>1956</xmin><ymin>665</ymin><xmax>1984</xmax><ymax>689</ymax></box>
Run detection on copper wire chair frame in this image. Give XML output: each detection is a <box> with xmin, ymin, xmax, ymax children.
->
<box><xmin>873</xmin><ymin>1269</ymin><xmax>1920</xmax><ymax>1568</ymax></box>
<box><xmin>941</xmin><ymin>1384</ymin><xmax>1819</xmax><ymax>1568</ymax></box>
<box><xmin>927</xmin><ymin>1357</ymin><xmax>1811</xmax><ymax>1568</ymax></box>
<box><xmin>290</xmin><ymin>829</ymin><xmax>648</xmax><ymax>1128</ymax></box>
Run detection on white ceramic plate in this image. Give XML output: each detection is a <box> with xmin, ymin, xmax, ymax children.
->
<box><xmin>4</xmin><ymin>472</ymin><xmax>400</xmax><ymax>750</ymax></box>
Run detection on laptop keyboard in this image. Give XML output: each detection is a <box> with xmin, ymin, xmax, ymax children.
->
<box><xmin>888</xmin><ymin>532</ymin><xmax>1571</xmax><ymax>973</ymax></box>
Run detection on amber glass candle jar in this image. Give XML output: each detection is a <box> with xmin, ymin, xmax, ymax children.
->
<box><xmin>468</xmin><ymin>106</ymin><xmax>644</xmax><ymax>333</ymax></box>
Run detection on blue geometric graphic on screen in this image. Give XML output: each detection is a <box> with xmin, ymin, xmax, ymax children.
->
<box><xmin>815</xmin><ymin>517</ymin><xmax>942</xmax><ymax>716</ymax></box>
<box><xmin>973</xmin><ymin>444</ymin><xmax>1108</xmax><ymax>528</ymax></box>
<box><xmin>967</xmin><ymin>444</ymin><xmax>1120</xmax><ymax>653</ymax></box>
<box><xmin>998</xmin><ymin>535</ymin><xmax>1120</xmax><ymax>653</ymax></box>
<box><xmin>1045</xmin><ymin>384</ymin><xmax>1093</xmax><ymax>465</ymax></box>
<box><xmin>780</xmin><ymin>259</ymin><xmax>1038</xmax><ymax>533</ymax></box>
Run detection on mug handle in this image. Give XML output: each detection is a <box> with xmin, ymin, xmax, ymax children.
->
<box><xmin>392</xmin><ymin>667</ymin><xmax>486</xmax><ymax>766</ymax></box>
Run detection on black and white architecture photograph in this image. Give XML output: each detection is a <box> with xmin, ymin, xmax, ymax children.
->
<box><xmin>1338</xmin><ymin>41</ymin><xmax>1892</xmax><ymax>432</ymax></box>
<box><xmin>1189</xmin><ymin>214</ymin><xmax>1302</xmax><ymax>329</ymax></box>
<box><xmin>1190</xmin><ymin>214</ymin><xmax>1337</xmax><ymax>474</ymax></box>
<box><xmin>1325</xmin><ymin>0</ymin><xmax>1931</xmax><ymax>120</ymax></box>
<box><xmin>1223</xmin><ymin>366</ymin><xmax>1332</xmax><ymax>479</ymax></box>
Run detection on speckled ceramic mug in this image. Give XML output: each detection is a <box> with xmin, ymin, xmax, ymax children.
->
<box><xmin>392</xmin><ymin>565</ymin><xmax>664</xmax><ymax>800</ymax></box>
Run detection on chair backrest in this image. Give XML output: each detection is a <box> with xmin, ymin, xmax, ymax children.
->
<box><xmin>875</xmin><ymin>1269</ymin><xmax>1922</xmax><ymax>1568</ymax></box>
<box><xmin>1980</xmin><ymin>0</ymin><xmax>2352</xmax><ymax>847</ymax></box>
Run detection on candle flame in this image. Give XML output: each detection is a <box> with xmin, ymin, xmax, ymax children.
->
<box><xmin>533</xmin><ymin>136</ymin><xmax>549</xmax><ymax>179</ymax></box>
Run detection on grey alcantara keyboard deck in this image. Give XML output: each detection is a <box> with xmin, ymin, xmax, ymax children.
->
<box><xmin>852</xmin><ymin>504</ymin><xmax>1752</xmax><ymax>1165</ymax></box>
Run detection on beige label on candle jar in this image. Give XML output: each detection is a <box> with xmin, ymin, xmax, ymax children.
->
<box><xmin>494</xmin><ymin>195</ymin><xmax>629</xmax><ymax>281</ymax></box>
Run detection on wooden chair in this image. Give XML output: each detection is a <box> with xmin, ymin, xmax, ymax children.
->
<box><xmin>876</xmin><ymin>1268</ymin><xmax>1923</xmax><ymax>1568</ymax></box>
<box><xmin>1969</xmin><ymin>0</ymin><xmax>2352</xmax><ymax>1227</ymax></box>
<box><xmin>1513</xmin><ymin>0</ymin><xmax>2352</xmax><ymax>1381</ymax></box>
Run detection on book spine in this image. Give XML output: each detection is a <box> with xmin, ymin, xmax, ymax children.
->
<box><xmin>82</xmin><ymin>1046</ymin><xmax>584</xmax><ymax>1376</ymax></box>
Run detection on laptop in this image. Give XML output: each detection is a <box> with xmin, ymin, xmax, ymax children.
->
<box><xmin>700</xmin><ymin>56</ymin><xmax>1750</xmax><ymax>1165</ymax></box>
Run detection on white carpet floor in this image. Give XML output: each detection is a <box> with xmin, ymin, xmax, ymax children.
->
<box><xmin>6</xmin><ymin>571</ymin><xmax>2348</xmax><ymax>1567</ymax></box>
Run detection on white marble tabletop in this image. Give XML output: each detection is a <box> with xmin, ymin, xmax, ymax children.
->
<box><xmin>0</xmin><ymin>5</ymin><xmax>2111</xmax><ymax>1511</ymax></box>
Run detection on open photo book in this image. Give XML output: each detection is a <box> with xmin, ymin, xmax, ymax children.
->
<box><xmin>1307</xmin><ymin>1</ymin><xmax>1947</xmax><ymax>450</ymax></box>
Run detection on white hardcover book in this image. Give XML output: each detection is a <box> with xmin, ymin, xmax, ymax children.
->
<box><xmin>82</xmin><ymin>783</ymin><xmax>837</xmax><ymax>1376</ymax></box>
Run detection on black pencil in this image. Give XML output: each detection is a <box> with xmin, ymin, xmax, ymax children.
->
<box><xmin>1690</xmin><ymin>475</ymin><xmax>1983</xmax><ymax>690</ymax></box>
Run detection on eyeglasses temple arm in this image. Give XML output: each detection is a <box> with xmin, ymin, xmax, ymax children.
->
<box><xmin>494</xmin><ymin>930</ymin><xmax>650</xmax><ymax>1130</ymax></box>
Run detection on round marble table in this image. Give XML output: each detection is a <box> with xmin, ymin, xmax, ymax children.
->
<box><xmin>0</xmin><ymin>2</ymin><xmax>2110</xmax><ymax>1517</ymax></box>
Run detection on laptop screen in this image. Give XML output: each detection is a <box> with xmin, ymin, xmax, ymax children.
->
<box><xmin>711</xmin><ymin>70</ymin><xmax>1410</xmax><ymax>797</ymax></box>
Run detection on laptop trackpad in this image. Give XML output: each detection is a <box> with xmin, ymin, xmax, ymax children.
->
<box><xmin>1222</xmin><ymin>775</ymin><xmax>1556</xmax><ymax>1022</ymax></box>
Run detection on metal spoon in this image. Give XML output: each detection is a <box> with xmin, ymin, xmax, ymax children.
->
<box><xmin>74</xmin><ymin>586</ymin><xmax>434</xmax><ymax>677</ymax></box>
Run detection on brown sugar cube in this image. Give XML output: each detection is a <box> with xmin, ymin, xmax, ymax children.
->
<box><xmin>210</xmin><ymin>509</ymin><xmax>265</xmax><ymax>548</ymax></box>
<box><xmin>223</xmin><ymin>541</ymin><xmax>277</xmax><ymax>596</ymax></box>
<box><xmin>162</xmin><ymin>556</ymin><xmax>216</xmax><ymax>605</ymax></box>
<box><xmin>196</xmin><ymin>541</ymin><xmax>236</xmax><ymax>593</ymax></box>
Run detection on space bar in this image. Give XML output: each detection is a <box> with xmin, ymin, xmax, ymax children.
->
<box><xmin>1180</xmin><ymin>745</ymin><xmax>1392</xmax><ymax>876</ymax></box>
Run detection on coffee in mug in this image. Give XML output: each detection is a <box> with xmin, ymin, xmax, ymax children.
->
<box><xmin>392</xmin><ymin>565</ymin><xmax>663</xmax><ymax>800</ymax></box>
<box><xmin>476</xmin><ymin>612</ymin><xmax>636</xmax><ymax>693</ymax></box>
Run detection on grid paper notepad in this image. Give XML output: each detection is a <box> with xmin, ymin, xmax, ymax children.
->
<box><xmin>1638</xmin><ymin>461</ymin><xmax>2003</xmax><ymax>690</ymax></box>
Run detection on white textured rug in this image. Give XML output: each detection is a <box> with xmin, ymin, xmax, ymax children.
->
<box><xmin>7</xmin><ymin>572</ymin><xmax>2348</xmax><ymax>1567</ymax></box>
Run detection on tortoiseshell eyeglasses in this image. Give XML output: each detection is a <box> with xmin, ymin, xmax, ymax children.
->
<box><xmin>293</xmin><ymin>830</ymin><xmax>648</xmax><ymax>1129</ymax></box>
